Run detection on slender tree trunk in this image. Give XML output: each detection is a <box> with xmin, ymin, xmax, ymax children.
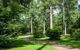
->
<box><xmin>43</xmin><ymin>21</ymin><xmax>46</xmax><ymax>34</ymax></box>
<box><xmin>63</xmin><ymin>0</ymin><xmax>67</xmax><ymax>35</ymax></box>
<box><xmin>64</xmin><ymin>22</ymin><xmax>67</xmax><ymax>35</ymax></box>
<box><xmin>77</xmin><ymin>0</ymin><xmax>79</xmax><ymax>19</ymax></box>
<box><xmin>50</xmin><ymin>6</ymin><xmax>53</xmax><ymax>29</ymax></box>
<box><xmin>31</xmin><ymin>18</ymin><xmax>33</xmax><ymax>34</ymax></box>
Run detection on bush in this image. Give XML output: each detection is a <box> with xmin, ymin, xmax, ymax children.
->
<box><xmin>72</xmin><ymin>29</ymin><xmax>80</xmax><ymax>40</ymax></box>
<box><xmin>33</xmin><ymin>31</ymin><xmax>44</xmax><ymax>38</ymax></box>
<box><xmin>60</xmin><ymin>34</ymin><xmax>71</xmax><ymax>41</ymax></box>
<box><xmin>46</xmin><ymin>29</ymin><xmax>61</xmax><ymax>40</ymax></box>
<box><xmin>0</xmin><ymin>35</ymin><xmax>15</xmax><ymax>48</ymax></box>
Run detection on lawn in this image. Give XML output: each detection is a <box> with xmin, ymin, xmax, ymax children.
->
<box><xmin>0</xmin><ymin>39</ymin><xmax>56</xmax><ymax>50</ymax></box>
<box><xmin>53</xmin><ymin>40</ymin><xmax>80</xmax><ymax>48</ymax></box>
<box><xmin>0</xmin><ymin>36</ymin><xmax>80</xmax><ymax>50</ymax></box>
<box><xmin>8</xmin><ymin>44</ymin><xmax>56</xmax><ymax>50</ymax></box>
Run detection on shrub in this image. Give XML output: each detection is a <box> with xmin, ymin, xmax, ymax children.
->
<box><xmin>72</xmin><ymin>29</ymin><xmax>80</xmax><ymax>40</ymax></box>
<box><xmin>60</xmin><ymin>34</ymin><xmax>71</xmax><ymax>41</ymax></box>
<box><xmin>33</xmin><ymin>31</ymin><xmax>43</xmax><ymax>38</ymax></box>
<box><xmin>0</xmin><ymin>35</ymin><xmax>15</xmax><ymax>48</ymax></box>
<box><xmin>46</xmin><ymin>29</ymin><xmax>61</xmax><ymax>40</ymax></box>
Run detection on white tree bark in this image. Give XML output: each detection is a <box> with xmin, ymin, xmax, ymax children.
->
<box><xmin>63</xmin><ymin>0</ymin><xmax>67</xmax><ymax>35</ymax></box>
<box><xmin>77</xmin><ymin>0</ymin><xmax>79</xmax><ymax>19</ymax></box>
<box><xmin>31</xmin><ymin>18</ymin><xmax>33</xmax><ymax>34</ymax></box>
<box><xmin>43</xmin><ymin>21</ymin><xmax>46</xmax><ymax>34</ymax></box>
<box><xmin>50</xmin><ymin>6</ymin><xmax>53</xmax><ymax>29</ymax></box>
<box><xmin>64</xmin><ymin>22</ymin><xmax>67</xmax><ymax>35</ymax></box>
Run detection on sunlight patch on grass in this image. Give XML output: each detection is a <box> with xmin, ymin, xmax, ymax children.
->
<box><xmin>8</xmin><ymin>44</ymin><xmax>56</xmax><ymax>50</ymax></box>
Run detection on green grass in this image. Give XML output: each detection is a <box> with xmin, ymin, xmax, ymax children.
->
<box><xmin>0</xmin><ymin>39</ymin><xmax>56</xmax><ymax>50</ymax></box>
<box><xmin>8</xmin><ymin>44</ymin><xmax>56</xmax><ymax>50</ymax></box>
<box><xmin>54</xmin><ymin>40</ymin><xmax>80</xmax><ymax>48</ymax></box>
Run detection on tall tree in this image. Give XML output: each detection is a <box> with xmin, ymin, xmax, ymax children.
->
<box><xmin>62</xmin><ymin>0</ymin><xmax>77</xmax><ymax>35</ymax></box>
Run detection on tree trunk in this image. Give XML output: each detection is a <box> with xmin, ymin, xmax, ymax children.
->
<box><xmin>64</xmin><ymin>22</ymin><xmax>67</xmax><ymax>35</ymax></box>
<box><xmin>31</xmin><ymin>18</ymin><xmax>33</xmax><ymax>34</ymax></box>
<box><xmin>50</xmin><ymin>6</ymin><xmax>53</xmax><ymax>29</ymax></box>
<box><xmin>63</xmin><ymin>0</ymin><xmax>67</xmax><ymax>35</ymax></box>
<box><xmin>43</xmin><ymin>21</ymin><xmax>46</xmax><ymax>34</ymax></box>
<box><xmin>77</xmin><ymin>0</ymin><xmax>79</xmax><ymax>19</ymax></box>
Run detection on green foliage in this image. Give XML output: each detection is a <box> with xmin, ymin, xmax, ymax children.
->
<box><xmin>0</xmin><ymin>35</ymin><xmax>15</xmax><ymax>48</ymax></box>
<box><xmin>72</xmin><ymin>29</ymin><xmax>80</xmax><ymax>40</ymax></box>
<box><xmin>60</xmin><ymin>34</ymin><xmax>71</xmax><ymax>41</ymax></box>
<box><xmin>46</xmin><ymin>29</ymin><xmax>61</xmax><ymax>40</ymax></box>
<box><xmin>33</xmin><ymin>31</ymin><xmax>44</xmax><ymax>38</ymax></box>
<box><xmin>0</xmin><ymin>0</ymin><xmax>31</xmax><ymax>36</ymax></box>
<box><xmin>0</xmin><ymin>1</ymin><xmax>31</xmax><ymax>48</ymax></box>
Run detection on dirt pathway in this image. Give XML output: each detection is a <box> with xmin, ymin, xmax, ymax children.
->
<box><xmin>53</xmin><ymin>45</ymin><xmax>79</xmax><ymax>50</ymax></box>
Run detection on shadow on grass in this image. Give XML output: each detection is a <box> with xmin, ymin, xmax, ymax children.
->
<box><xmin>31</xmin><ymin>37</ymin><xmax>80</xmax><ymax>49</ymax></box>
<box><xmin>28</xmin><ymin>37</ymin><xmax>50</xmax><ymax>44</ymax></box>
<box><xmin>37</xmin><ymin>43</ymin><xmax>48</xmax><ymax>50</ymax></box>
<box><xmin>0</xmin><ymin>39</ymin><xmax>35</xmax><ymax>49</ymax></box>
<box><xmin>20</xmin><ymin>36</ymin><xmax>80</xmax><ymax>49</ymax></box>
<box><xmin>54</xmin><ymin>40</ymin><xmax>80</xmax><ymax>48</ymax></box>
